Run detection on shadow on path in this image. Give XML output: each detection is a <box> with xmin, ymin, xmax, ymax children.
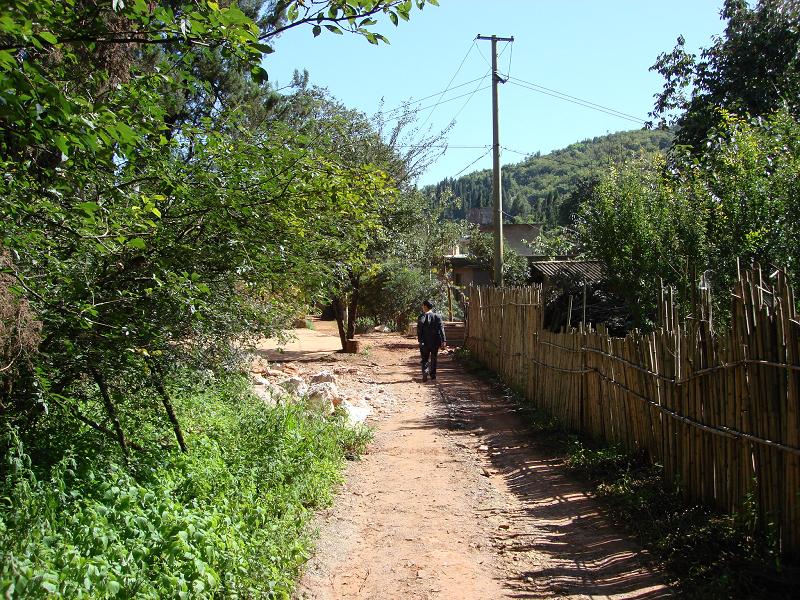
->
<box><xmin>429</xmin><ymin>352</ymin><xmax>673</xmax><ymax>600</ymax></box>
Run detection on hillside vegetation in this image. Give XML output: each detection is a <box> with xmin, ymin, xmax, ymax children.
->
<box><xmin>427</xmin><ymin>128</ymin><xmax>673</xmax><ymax>226</ymax></box>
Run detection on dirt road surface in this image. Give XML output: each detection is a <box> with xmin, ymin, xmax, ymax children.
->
<box><xmin>258</xmin><ymin>322</ymin><xmax>672</xmax><ymax>600</ymax></box>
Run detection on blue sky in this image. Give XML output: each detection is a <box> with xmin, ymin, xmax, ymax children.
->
<box><xmin>264</xmin><ymin>1</ymin><xmax>728</xmax><ymax>186</ymax></box>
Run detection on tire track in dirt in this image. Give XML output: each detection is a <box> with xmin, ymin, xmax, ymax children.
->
<box><xmin>290</xmin><ymin>329</ymin><xmax>671</xmax><ymax>599</ymax></box>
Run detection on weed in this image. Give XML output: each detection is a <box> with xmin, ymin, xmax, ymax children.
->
<box><xmin>0</xmin><ymin>373</ymin><xmax>368</xmax><ymax>598</ymax></box>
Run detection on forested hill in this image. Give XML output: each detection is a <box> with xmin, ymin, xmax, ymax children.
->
<box><xmin>426</xmin><ymin>128</ymin><xmax>673</xmax><ymax>226</ymax></box>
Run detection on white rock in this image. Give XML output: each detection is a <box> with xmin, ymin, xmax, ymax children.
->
<box><xmin>279</xmin><ymin>376</ymin><xmax>307</xmax><ymax>397</ymax></box>
<box><xmin>341</xmin><ymin>399</ymin><xmax>372</xmax><ymax>425</ymax></box>
<box><xmin>310</xmin><ymin>370</ymin><xmax>337</xmax><ymax>384</ymax></box>
<box><xmin>252</xmin><ymin>373</ymin><xmax>271</xmax><ymax>386</ymax></box>
<box><xmin>307</xmin><ymin>381</ymin><xmax>338</xmax><ymax>414</ymax></box>
<box><xmin>252</xmin><ymin>380</ymin><xmax>287</xmax><ymax>406</ymax></box>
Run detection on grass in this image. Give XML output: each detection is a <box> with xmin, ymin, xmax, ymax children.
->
<box><xmin>0</xmin><ymin>372</ymin><xmax>371</xmax><ymax>598</ymax></box>
<box><xmin>454</xmin><ymin>347</ymin><xmax>798</xmax><ymax>599</ymax></box>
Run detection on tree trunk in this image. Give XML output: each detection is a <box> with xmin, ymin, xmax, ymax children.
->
<box><xmin>151</xmin><ymin>366</ymin><xmax>188</xmax><ymax>453</ymax></box>
<box><xmin>90</xmin><ymin>367</ymin><xmax>129</xmax><ymax>457</ymax></box>
<box><xmin>332</xmin><ymin>296</ymin><xmax>348</xmax><ymax>350</ymax></box>
<box><xmin>53</xmin><ymin>395</ymin><xmax>145</xmax><ymax>452</ymax></box>
<box><xmin>346</xmin><ymin>274</ymin><xmax>360</xmax><ymax>341</ymax></box>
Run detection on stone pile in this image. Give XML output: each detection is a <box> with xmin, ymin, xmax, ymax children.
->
<box><xmin>251</xmin><ymin>366</ymin><xmax>373</xmax><ymax>425</ymax></box>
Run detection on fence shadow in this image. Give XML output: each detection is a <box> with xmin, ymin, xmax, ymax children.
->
<box><xmin>432</xmin><ymin>353</ymin><xmax>673</xmax><ymax>599</ymax></box>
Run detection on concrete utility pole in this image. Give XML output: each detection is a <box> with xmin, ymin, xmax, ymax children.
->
<box><xmin>477</xmin><ymin>34</ymin><xmax>513</xmax><ymax>287</ymax></box>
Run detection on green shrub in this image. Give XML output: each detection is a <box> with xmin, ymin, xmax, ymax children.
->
<box><xmin>359</xmin><ymin>261</ymin><xmax>443</xmax><ymax>331</ymax></box>
<box><xmin>0</xmin><ymin>374</ymin><xmax>368</xmax><ymax>598</ymax></box>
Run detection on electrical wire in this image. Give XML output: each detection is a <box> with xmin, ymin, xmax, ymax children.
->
<box><xmin>399</xmin><ymin>69</ymin><xmax>490</xmax><ymax>158</ymax></box>
<box><xmin>450</xmin><ymin>70</ymin><xmax>491</xmax><ymax>123</ymax></box>
<box><xmin>509</xmin><ymin>80</ymin><xmax>643</xmax><ymax>124</ymax></box>
<box><xmin>497</xmin><ymin>39</ymin><xmax>511</xmax><ymax>60</ymax></box>
<box><xmin>416</xmin><ymin>41</ymin><xmax>477</xmax><ymax>132</ymax></box>
<box><xmin>376</xmin><ymin>75</ymin><xmax>489</xmax><ymax>117</ymax></box>
<box><xmin>474</xmin><ymin>37</ymin><xmax>493</xmax><ymax>69</ymax></box>
<box><xmin>508</xmin><ymin>77</ymin><xmax>645</xmax><ymax>124</ymax></box>
<box><xmin>504</xmin><ymin>39</ymin><xmax>514</xmax><ymax>80</ymax></box>
<box><xmin>502</xmin><ymin>145</ymin><xmax>605</xmax><ymax>170</ymax></box>
<box><xmin>511</xmin><ymin>76</ymin><xmax>643</xmax><ymax>122</ymax></box>
<box><xmin>451</xmin><ymin>147</ymin><xmax>493</xmax><ymax>178</ymax></box>
<box><xmin>395</xmin><ymin>144</ymin><xmax>491</xmax><ymax>149</ymax></box>
<box><xmin>379</xmin><ymin>85</ymin><xmax>492</xmax><ymax>122</ymax></box>
<box><xmin>501</xmin><ymin>146</ymin><xmax>529</xmax><ymax>157</ymax></box>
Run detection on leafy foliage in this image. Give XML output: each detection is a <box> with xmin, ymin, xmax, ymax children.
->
<box><xmin>578</xmin><ymin>110</ymin><xmax>800</xmax><ymax>327</ymax></box>
<box><xmin>0</xmin><ymin>0</ymin><xmax>429</xmax><ymax>443</ymax></box>
<box><xmin>358</xmin><ymin>261</ymin><xmax>440</xmax><ymax>330</ymax></box>
<box><xmin>0</xmin><ymin>2</ymin><xmax>433</xmax><ymax>594</ymax></box>
<box><xmin>650</xmin><ymin>0</ymin><xmax>800</xmax><ymax>149</ymax></box>
<box><xmin>0</xmin><ymin>374</ymin><xmax>370</xmax><ymax>598</ymax></box>
<box><xmin>466</xmin><ymin>231</ymin><xmax>530</xmax><ymax>287</ymax></box>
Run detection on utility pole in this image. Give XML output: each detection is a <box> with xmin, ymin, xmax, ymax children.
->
<box><xmin>477</xmin><ymin>34</ymin><xmax>513</xmax><ymax>287</ymax></box>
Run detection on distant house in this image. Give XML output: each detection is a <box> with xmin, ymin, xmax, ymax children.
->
<box><xmin>478</xmin><ymin>223</ymin><xmax>541</xmax><ymax>257</ymax></box>
<box><xmin>466</xmin><ymin>207</ymin><xmax>493</xmax><ymax>225</ymax></box>
<box><xmin>448</xmin><ymin>255</ymin><xmax>493</xmax><ymax>288</ymax></box>
<box><xmin>446</xmin><ymin>223</ymin><xmax>542</xmax><ymax>286</ymax></box>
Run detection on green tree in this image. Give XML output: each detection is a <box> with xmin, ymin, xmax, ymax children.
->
<box><xmin>578</xmin><ymin>110</ymin><xmax>800</xmax><ymax>328</ymax></box>
<box><xmin>650</xmin><ymin>0</ymin><xmax>800</xmax><ymax>149</ymax></box>
<box><xmin>274</xmin><ymin>85</ymin><xmax>451</xmax><ymax>348</ymax></box>
<box><xmin>577</xmin><ymin>156</ymin><xmax>707</xmax><ymax>327</ymax></box>
<box><xmin>0</xmin><ymin>0</ymin><xmax>439</xmax><ymax>447</ymax></box>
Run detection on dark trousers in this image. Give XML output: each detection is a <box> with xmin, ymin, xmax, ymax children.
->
<box><xmin>420</xmin><ymin>345</ymin><xmax>439</xmax><ymax>377</ymax></box>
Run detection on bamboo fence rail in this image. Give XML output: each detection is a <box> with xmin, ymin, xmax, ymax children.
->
<box><xmin>465</xmin><ymin>268</ymin><xmax>800</xmax><ymax>554</ymax></box>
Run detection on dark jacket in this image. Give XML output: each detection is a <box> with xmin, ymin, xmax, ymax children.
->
<box><xmin>417</xmin><ymin>311</ymin><xmax>446</xmax><ymax>349</ymax></box>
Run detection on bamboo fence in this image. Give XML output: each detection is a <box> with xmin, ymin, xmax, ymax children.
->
<box><xmin>465</xmin><ymin>268</ymin><xmax>800</xmax><ymax>555</ymax></box>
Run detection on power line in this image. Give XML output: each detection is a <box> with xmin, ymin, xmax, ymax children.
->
<box><xmin>395</xmin><ymin>144</ymin><xmax>491</xmax><ymax>149</ymax></box>
<box><xmin>503</xmin><ymin>39</ymin><xmax>514</xmax><ymax>79</ymax></box>
<box><xmin>450</xmin><ymin>70</ymin><xmax>491</xmax><ymax>123</ymax></box>
<box><xmin>501</xmin><ymin>146</ymin><xmax>529</xmax><ymax>157</ymax></box>
<box><xmin>451</xmin><ymin>147</ymin><xmax>493</xmax><ymax>178</ymax></box>
<box><xmin>497</xmin><ymin>40</ymin><xmax>512</xmax><ymax>59</ymax></box>
<box><xmin>379</xmin><ymin>85</ymin><xmax>492</xmax><ymax>122</ymax></box>
<box><xmin>416</xmin><ymin>41</ymin><xmax>477</xmax><ymax>132</ymax></box>
<box><xmin>401</xmin><ymin>68</ymin><xmax>491</xmax><ymax>155</ymax></box>
<box><xmin>502</xmin><ymin>146</ymin><xmax>592</xmax><ymax>170</ymax></box>
<box><xmin>508</xmin><ymin>77</ymin><xmax>645</xmax><ymax>124</ymax></box>
<box><xmin>511</xmin><ymin>76</ymin><xmax>644</xmax><ymax>122</ymax></box>
<box><xmin>474</xmin><ymin>37</ymin><xmax>492</xmax><ymax>69</ymax></box>
<box><xmin>376</xmin><ymin>75</ymin><xmax>489</xmax><ymax>117</ymax></box>
<box><xmin>509</xmin><ymin>80</ymin><xmax>643</xmax><ymax>124</ymax></box>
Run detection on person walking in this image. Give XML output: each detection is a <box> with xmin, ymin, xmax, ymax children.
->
<box><xmin>417</xmin><ymin>300</ymin><xmax>446</xmax><ymax>382</ymax></box>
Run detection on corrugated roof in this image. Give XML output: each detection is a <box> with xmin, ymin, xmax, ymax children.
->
<box><xmin>449</xmin><ymin>256</ymin><xmax>483</xmax><ymax>269</ymax></box>
<box><xmin>529</xmin><ymin>260</ymin><xmax>605</xmax><ymax>282</ymax></box>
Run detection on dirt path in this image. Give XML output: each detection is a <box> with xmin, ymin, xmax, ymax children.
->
<box><xmin>261</xmin><ymin>323</ymin><xmax>672</xmax><ymax>599</ymax></box>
